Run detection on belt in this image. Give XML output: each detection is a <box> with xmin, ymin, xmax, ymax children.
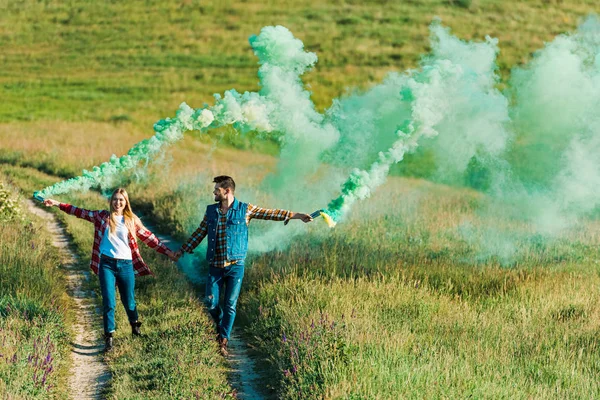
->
<box><xmin>212</xmin><ymin>260</ymin><xmax>238</xmax><ymax>268</ymax></box>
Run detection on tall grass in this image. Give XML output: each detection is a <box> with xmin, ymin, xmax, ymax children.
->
<box><xmin>0</xmin><ymin>177</ymin><xmax>71</xmax><ymax>398</ymax></box>
<box><xmin>123</xmin><ymin>170</ymin><xmax>600</xmax><ymax>398</ymax></box>
<box><xmin>4</xmin><ymin>144</ymin><xmax>600</xmax><ymax>397</ymax></box>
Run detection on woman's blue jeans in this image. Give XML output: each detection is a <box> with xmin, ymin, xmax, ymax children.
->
<box><xmin>98</xmin><ymin>256</ymin><xmax>138</xmax><ymax>334</ymax></box>
<box><xmin>205</xmin><ymin>262</ymin><xmax>244</xmax><ymax>340</ymax></box>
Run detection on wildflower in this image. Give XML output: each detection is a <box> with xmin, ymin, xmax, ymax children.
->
<box><xmin>282</xmin><ymin>332</ymin><xmax>287</xmax><ymax>343</ymax></box>
<box><xmin>283</xmin><ymin>369</ymin><xmax>290</xmax><ymax>377</ymax></box>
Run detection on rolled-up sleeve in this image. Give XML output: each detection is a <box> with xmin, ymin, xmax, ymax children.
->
<box><xmin>246</xmin><ymin>203</ymin><xmax>292</xmax><ymax>224</ymax></box>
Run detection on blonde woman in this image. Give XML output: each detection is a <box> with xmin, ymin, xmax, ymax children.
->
<box><xmin>44</xmin><ymin>188</ymin><xmax>176</xmax><ymax>351</ymax></box>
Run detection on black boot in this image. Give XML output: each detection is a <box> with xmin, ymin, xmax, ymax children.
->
<box><xmin>131</xmin><ymin>321</ymin><xmax>142</xmax><ymax>336</ymax></box>
<box><xmin>105</xmin><ymin>332</ymin><xmax>114</xmax><ymax>352</ymax></box>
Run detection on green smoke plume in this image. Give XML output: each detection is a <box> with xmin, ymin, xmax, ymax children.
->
<box><xmin>324</xmin><ymin>20</ymin><xmax>509</xmax><ymax>221</ymax></box>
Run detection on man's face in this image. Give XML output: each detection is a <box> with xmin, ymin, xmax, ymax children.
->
<box><xmin>213</xmin><ymin>185</ymin><xmax>228</xmax><ymax>202</ymax></box>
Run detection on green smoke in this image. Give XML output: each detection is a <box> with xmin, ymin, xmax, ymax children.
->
<box><xmin>36</xmin><ymin>19</ymin><xmax>600</xmax><ymax>264</ymax></box>
<box><xmin>324</xmin><ymin>20</ymin><xmax>509</xmax><ymax>221</ymax></box>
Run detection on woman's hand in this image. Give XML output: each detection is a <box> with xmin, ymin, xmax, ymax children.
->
<box><xmin>166</xmin><ymin>249</ymin><xmax>180</xmax><ymax>262</ymax></box>
<box><xmin>44</xmin><ymin>199</ymin><xmax>59</xmax><ymax>207</ymax></box>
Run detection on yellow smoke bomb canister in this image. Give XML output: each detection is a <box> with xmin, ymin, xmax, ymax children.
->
<box><xmin>309</xmin><ymin>209</ymin><xmax>337</xmax><ymax>228</ymax></box>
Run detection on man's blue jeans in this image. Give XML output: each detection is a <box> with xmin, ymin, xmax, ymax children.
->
<box><xmin>98</xmin><ymin>256</ymin><xmax>138</xmax><ymax>334</ymax></box>
<box><xmin>205</xmin><ymin>262</ymin><xmax>244</xmax><ymax>340</ymax></box>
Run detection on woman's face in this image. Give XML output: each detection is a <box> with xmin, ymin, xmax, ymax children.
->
<box><xmin>111</xmin><ymin>193</ymin><xmax>127</xmax><ymax>213</ymax></box>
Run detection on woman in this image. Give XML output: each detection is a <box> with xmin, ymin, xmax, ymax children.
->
<box><xmin>44</xmin><ymin>188</ymin><xmax>176</xmax><ymax>351</ymax></box>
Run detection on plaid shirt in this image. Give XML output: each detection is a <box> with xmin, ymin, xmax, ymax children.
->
<box><xmin>59</xmin><ymin>203</ymin><xmax>169</xmax><ymax>276</ymax></box>
<box><xmin>181</xmin><ymin>203</ymin><xmax>292</xmax><ymax>267</ymax></box>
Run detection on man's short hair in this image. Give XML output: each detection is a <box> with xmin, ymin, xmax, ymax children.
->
<box><xmin>213</xmin><ymin>175</ymin><xmax>236</xmax><ymax>192</ymax></box>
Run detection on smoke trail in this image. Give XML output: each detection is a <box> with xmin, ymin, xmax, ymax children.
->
<box><xmin>35</xmin><ymin>26</ymin><xmax>337</xmax><ymax>201</ymax></box>
<box><xmin>323</xmin><ymin>21</ymin><xmax>509</xmax><ymax>222</ymax></box>
<box><xmin>35</xmin><ymin>103</ymin><xmax>214</xmax><ymax>198</ymax></box>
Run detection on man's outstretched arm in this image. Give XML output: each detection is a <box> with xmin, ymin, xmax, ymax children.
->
<box><xmin>246</xmin><ymin>204</ymin><xmax>312</xmax><ymax>224</ymax></box>
<box><xmin>177</xmin><ymin>214</ymin><xmax>209</xmax><ymax>258</ymax></box>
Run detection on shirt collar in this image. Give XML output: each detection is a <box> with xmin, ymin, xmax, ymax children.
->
<box><xmin>217</xmin><ymin>198</ymin><xmax>240</xmax><ymax>215</ymax></box>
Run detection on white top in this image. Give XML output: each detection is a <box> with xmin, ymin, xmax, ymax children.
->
<box><xmin>99</xmin><ymin>216</ymin><xmax>133</xmax><ymax>260</ymax></box>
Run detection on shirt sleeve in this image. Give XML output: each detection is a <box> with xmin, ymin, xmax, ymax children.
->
<box><xmin>135</xmin><ymin>226</ymin><xmax>169</xmax><ymax>255</ymax></box>
<box><xmin>180</xmin><ymin>213</ymin><xmax>208</xmax><ymax>253</ymax></box>
<box><xmin>246</xmin><ymin>203</ymin><xmax>293</xmax><ymax>223</ymax></box>
<box><xmin>59</xmin><ymin>203</ymin><xmax>98</xmax><ymax>223</ymax></box>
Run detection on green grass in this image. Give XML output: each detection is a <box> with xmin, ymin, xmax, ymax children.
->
<box><xmin>0</xmin><ymin>176</ymin><xmax>72</xmax><ymax>398</ymax></box>
<box><xmin>0</xmin><ymin>0</ymin><xmax>597</xmax><ymax>124</ymax></box>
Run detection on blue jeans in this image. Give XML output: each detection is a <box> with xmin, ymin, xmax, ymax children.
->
<box><xmin>205</xmin><ymin>262</ymin><xmax>245</xmax><ymax>340</ymax></box>
<box><xmin>98</xmin><ymin>256</ymin><xmax>138</xmax><ymax>334</ymax></box>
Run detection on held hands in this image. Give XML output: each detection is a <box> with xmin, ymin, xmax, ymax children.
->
<box><xmin>43</xmin><ymin>199</ymin><xmax>59</xmax><ymax>207</ymax></box>
<box><xmin>166</xmin><ymin>249</ymin><xmax>183</xmax><ymax>262</ymax></box>
<box><xmin>166</xmin><ymin>249</ymin><xmax>180</xmax><ymax>262</ymax></box>
<box><xmin>174</xmin><ymin>250</ymin><xmax>183</xmax><ymax>261</ymax></box>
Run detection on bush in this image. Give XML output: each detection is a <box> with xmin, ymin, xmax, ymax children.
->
<box><xmin>0</xmin><ymin>182</ymin><xmax>24</xmax><ymax>222</ymax></box>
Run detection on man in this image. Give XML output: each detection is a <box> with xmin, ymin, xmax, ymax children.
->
<box><xmin>175</xmin><ymin>175</ymin><xmax>312</xmax><ymax>356</ymax></box>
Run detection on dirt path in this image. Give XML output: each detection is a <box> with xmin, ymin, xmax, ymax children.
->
<box><xmin>141</xmin><ymin>218</ymin><xmax>265</xmax><ymax>400</ymax></box>
<box><xmin>27</xmin><ymin>200</ymin><xmax>110</xmax><ymax>400</ymax></box>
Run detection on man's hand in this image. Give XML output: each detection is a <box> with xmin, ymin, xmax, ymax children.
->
<box><xmin>285</xmin><ymin>212</ymin><xmax>313</xmax><ymax>225</ymax></box>
<box><xmin>43</xmin><ymin>199</ymin><xmax>59</xmax><ymax>207</ymax></box>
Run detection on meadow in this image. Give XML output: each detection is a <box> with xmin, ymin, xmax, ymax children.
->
<box><xmin>2</xmin><ymin>0</ymin><xmax>600</xmax><ymax>399</ymax></box>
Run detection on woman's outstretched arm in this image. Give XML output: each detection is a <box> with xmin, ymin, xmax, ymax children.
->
<box><xmin>44</xmin><ymin>199</ymin><xmax>99</xmax><ymax>223</ymax></box>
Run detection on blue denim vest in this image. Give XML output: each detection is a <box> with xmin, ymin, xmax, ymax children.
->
<box><xmin>205</xmin><ymin>198</ymin><xmax>249</xmax><ymax>263</ymax></box>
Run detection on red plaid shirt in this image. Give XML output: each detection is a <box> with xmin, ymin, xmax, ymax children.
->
<box><xmin>181</xmin><ymin>203</ymin><xmax>292</xmax><ymax>267</ymax></box>
<box><xmin>59</xmin><ymin>203</ymin><xmax>169</xmax><ymax>276</ymax></box>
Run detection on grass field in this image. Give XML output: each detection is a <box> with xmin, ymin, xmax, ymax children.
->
<box><xmin>2</xmin><ymin>1</ymin><xmax>600</xmax><ymax>399</ymax></box>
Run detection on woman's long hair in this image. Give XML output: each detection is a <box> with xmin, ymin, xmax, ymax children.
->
<box><xmin>108</xmin><ymin>188</ymin><xmax>145</xmax><ymax>238</ymax></box>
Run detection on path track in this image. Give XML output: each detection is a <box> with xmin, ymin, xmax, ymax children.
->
<box><xmin>26</xmin><ymin>200</ymin><xmax>110</xmax><ymax>400</ymax></box>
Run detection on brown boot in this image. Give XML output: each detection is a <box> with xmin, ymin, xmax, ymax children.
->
<box><xmin>218</xmin><ymin>337</ymin><xmax>229</xmax><ymax>357</ymax></box>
